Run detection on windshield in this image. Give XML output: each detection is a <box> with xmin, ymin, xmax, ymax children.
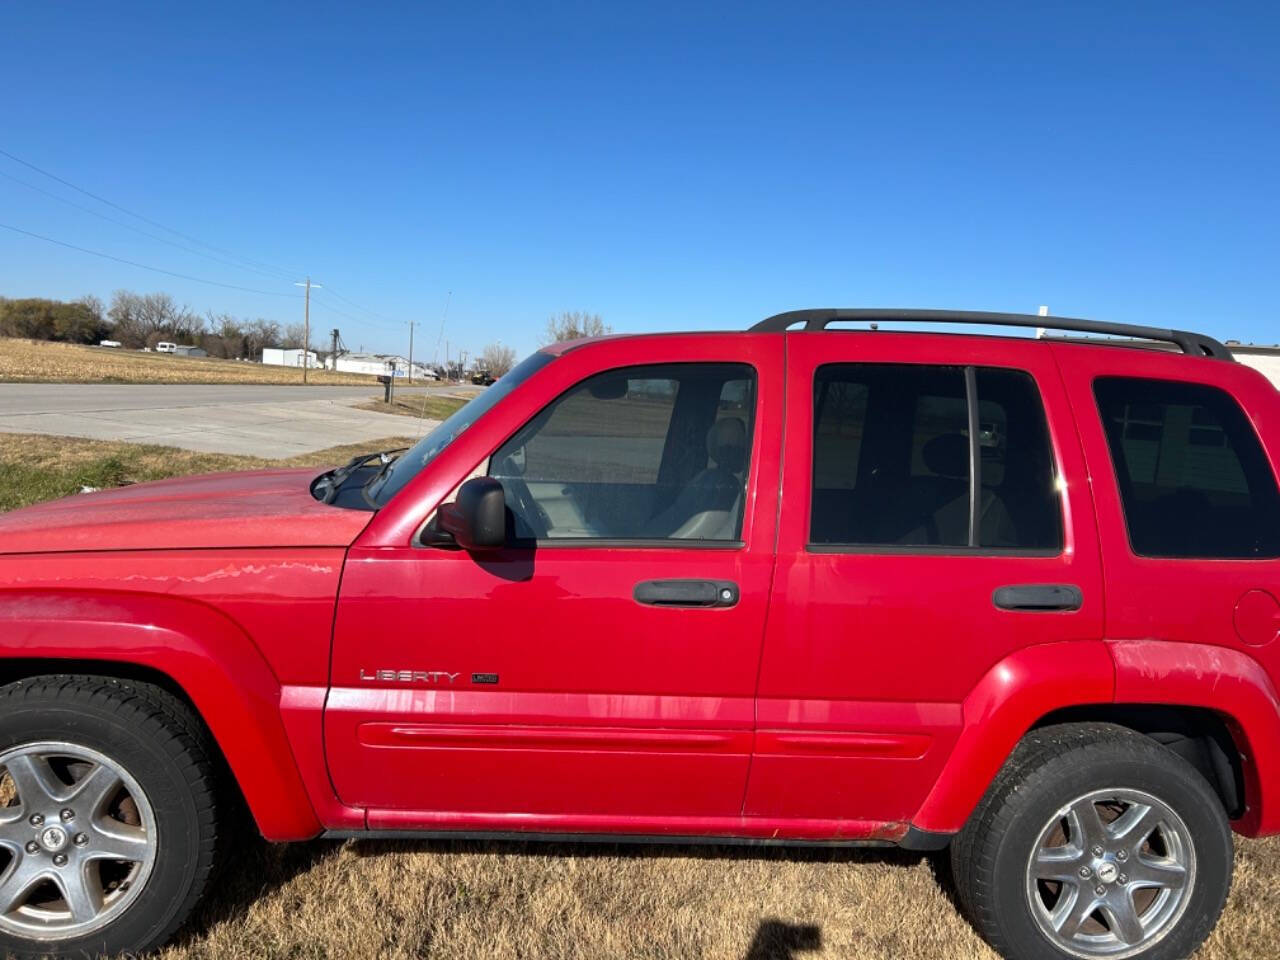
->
<box><xmin>365</xmin><ymin>351</ymin><xmax>555</xmax><ymax>506</ymax></box>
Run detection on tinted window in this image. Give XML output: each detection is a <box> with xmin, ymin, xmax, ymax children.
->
<box><xmin>811</xmin><ymin>364</ymin><xmax>1062</xmax><ymax>550</ymax></box>
<box><xmin>1095</xmin><ymin>377</ymin><xmax>1280</xmax><ymax>558</ymax></box>
<box><xmin>490</xmin><ymin>363</ymin><xmax>756</xmax><ymax>541</ymax></box>
<box><xmin>975</xmin><ymin>368</ymin><xmax>1063</xmax><ymax>550</ymax></box>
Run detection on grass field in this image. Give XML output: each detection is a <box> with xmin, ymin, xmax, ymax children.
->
<box><xmin>1</xmin><ymin>435</ymin><xmax>1277</xmax><ymax>959</ymax></box>
<box><xmin>357</xmin><ymin>392</ymin><xmax>469</xmax><ymax>420</ymax></box>
<box><xmin>0</xmin><ymin>432</ymin><xmax>415</xmax><ymax>512</ymax></box>
<box><xmin>0</xmin><ymin>337</ymin><xmax>387</xmax><ymax>385</ymax></box>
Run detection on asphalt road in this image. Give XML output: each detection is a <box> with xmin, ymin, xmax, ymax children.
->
<box><xmin>0</xmin><ymin>383</ymin><xmax>465</xmax><ymax>458</ymax></box>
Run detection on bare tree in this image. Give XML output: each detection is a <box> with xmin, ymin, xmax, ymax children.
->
<box><xmin>108</xmin><ymin>291</ymin><xmax>201</xmax><ymax>346</ymax></box>
<box><xmin>108</xmin><ymin>291</ymin><xmax>146</xmax><ymax>347</ymax></box>
<box><xmin>282</xmin><ymin>322</ymin><xmax>313</xmax><ymax>350</ymax></box>
<box><xmin>77</xmin><ymin>294</ymin><xmax>105</xmax><ymax>328</ymax></box>
<box><xmin>479</xmin><ymin>342</ymin><xmax>517</xmax><ymax>377</ymax></box>
<box><xmin>244</xmin><ymin>318</ymin><xmax>281</xmax><ymax>360</ymax></box>
<box><xmin>542</xmin><ymin>311</ymin><xmax>610</xmax><ymax>344</ymax></box>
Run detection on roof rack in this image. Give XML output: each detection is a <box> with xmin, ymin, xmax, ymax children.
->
<box><xmin>751</xmin><ymin>308</ymin><xmax>1234</xmax><ymax>361</ymax></box>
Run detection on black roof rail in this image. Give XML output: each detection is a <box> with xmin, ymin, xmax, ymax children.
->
<box><xmin>751</xmin><ymin>308</ymin><xmax>1235</xmax><ymax>361</ymax></box>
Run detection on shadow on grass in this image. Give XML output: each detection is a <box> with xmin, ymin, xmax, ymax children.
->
<box><xmin>168</xmin><ymin>836</ymin><xmax>343</xmax><ymax>948</ymax></box>
<box><xmin>168</xmin><ymin>834</ymin><xmax>971</xmax><ymax>955</ymax></box>
<box><xmin>343</xmin><ymin>834</ymin><xmax>931</xmax><ymax>868</ymax></box>
<box><xmin>743</xmin><ymin>918</ymin><xmax>823</xmax><ymax>959</ymax></box>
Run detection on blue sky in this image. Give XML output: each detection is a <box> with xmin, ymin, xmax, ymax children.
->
<box><xmin>2</xmin><ymin>2</ymin><xmax>1277</xmax><ymax>360</ymax></box>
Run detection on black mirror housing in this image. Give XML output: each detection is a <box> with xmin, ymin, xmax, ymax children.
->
<box><xmin>436</xmin><ymin>477</ymin><xmax>506</xmax><ymax>550</ymax></box>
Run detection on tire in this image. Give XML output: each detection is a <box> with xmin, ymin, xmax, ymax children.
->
<box><xmin>0</xmin><ymin>675</ymin><xmax>220</xmax><ymax>958</ymax></box>
<box><xmin>951</xmin><ymin>722</ymin><xmax>1233</xmax><ymax>960</ymax></box>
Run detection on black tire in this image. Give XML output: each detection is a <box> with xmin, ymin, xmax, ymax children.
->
<box><xmin>951</xmin><ymin>722</ymin><xmax>1233</xmax><ymax>960</ymax></box>
<box><xmin>0</xmin><ymin>675</ymin><xmax>220</xmax><ymax>958</ymax></box>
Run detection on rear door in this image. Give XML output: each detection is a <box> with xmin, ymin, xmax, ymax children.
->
<box><xmin>745</xmin><ymin>331</ymin><xmax>1105</xmax><ymax>823</ymax></box>
<box><xmin>325</xmin><ymin>335</ymin><xmax>784</xmax><ymax>829</ymax></box>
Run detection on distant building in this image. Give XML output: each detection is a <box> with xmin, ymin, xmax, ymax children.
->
<box><xmin>173</xmin><ymin>345</ymin><xmax>207</xmax><ymax>357</ymax></box>
<box><xmin>262</xmin><ymin>347</ymin><xmax>318</xmax><ymax>368</ymax></box>
<box><xmin>325</xmin><ymin>352</ymin><xmax>437</xmax><ymax>379</ymax></box>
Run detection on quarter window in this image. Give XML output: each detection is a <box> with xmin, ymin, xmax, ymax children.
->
<box><xmin>490</xmin><ymin>363</ymin><xmax>756</xmax><ymax>542</ymax></box>
<box><xmin>810</xmin><ymin>364</ymin><xmax>1062</xmax><ymax>550</ymax></box>
<box><xmin>1094</xmin><ymin>377</ymin><xmax>1280</xmax><ymax>558</ymax></box>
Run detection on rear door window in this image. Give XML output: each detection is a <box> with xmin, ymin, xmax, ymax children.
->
<box><xmin>810</xmin><ymin>364</ymin><xmax>1062</xmax><ymax>550</ymax></box>
<box><xmin>1094</xmin><ymin>377</ymin><xmax>1280</xmax><ymax>558</ymax></box>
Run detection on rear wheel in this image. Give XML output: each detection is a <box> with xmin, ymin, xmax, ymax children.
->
<box><xmin>0</xmin><ymin>676</ymin><xmax>220</xmax><ymax>958</ymax></box>
<box><xmin>951</xmin><ymin>723</ymin><xmax>1233</xmax><ymax>960</ymax></box>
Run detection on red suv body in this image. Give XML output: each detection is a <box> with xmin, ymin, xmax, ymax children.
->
<box><xmin>1</xmin><ymin>309</ymin><xmax>1278</xmax><ymax>959</ymax></box>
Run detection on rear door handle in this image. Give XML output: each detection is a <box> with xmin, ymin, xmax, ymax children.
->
<box><xmin>993</xmin><ymin>583</ymin><xmax>1083</xmax><ymax>612</ymax></box>
<box><xmin>634</xmin><ymin>579</ymin><xmax>739</xmax><ymax>608</ymax></box>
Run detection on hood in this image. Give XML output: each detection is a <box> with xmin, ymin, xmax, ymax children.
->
<box><xmin>0</xmin><ymin>468</ymin><xmax>374</xmax><ymax>555</ymax></box>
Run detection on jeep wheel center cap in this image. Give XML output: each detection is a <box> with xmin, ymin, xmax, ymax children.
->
<box><xmin>39</xmin><ymin>825</ymin><xmax>68</xmax><ymax>852</ymax></box>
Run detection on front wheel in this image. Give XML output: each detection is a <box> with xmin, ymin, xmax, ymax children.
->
<box><xmin>0</xmin><ymin>676</ymin><xmax>220</xmax><ymax>958</ymax></box>
<box><xmin>951</xmin><ymin>723</ymin><xmax>1234</xmax><ymax>960</ymax></box>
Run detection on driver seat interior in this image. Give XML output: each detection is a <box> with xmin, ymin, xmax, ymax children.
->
<box><xmin>644</xmin><ymin>417</ymin><xmax>748</xmax><ymax>540</ymax></box>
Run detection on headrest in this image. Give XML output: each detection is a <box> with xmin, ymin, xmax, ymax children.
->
<box><xmin>707</xmin><ymin>417</ymin><xmax>747</xmax><ymax>472</ymax></box>
<box><xmin>922</xmin><ymin>433</ymin><xmax>969</xmax><ymax>479</ymax></box>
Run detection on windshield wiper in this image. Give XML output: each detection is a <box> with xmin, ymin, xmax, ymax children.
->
<box><xmin>362</xmin><ymin>448</ymin><xmax>406</xmax><ymax>494</ymax></box>
<box><xmin>316</xmin><ymin>448</ymin><xmax>406</xmax><ymax>504</ymax></box>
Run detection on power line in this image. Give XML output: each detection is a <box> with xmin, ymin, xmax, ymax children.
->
<box><xmin>308</xmin><ymin>291</ymin><xmax>400</xmax><ymax>328</ymax></box>
<box><xmin>1</xmin><ymin>147</ymin><xmax>422</xmax><ymax>343</ymax></box>
<box><xmin>433</xmin><ymin>290</ymin><xmax>452</xmax><ymax>362</ymax></box>
<box><xmin>0</xmin><ymin>146</ymin><xmax>301</xmax><ymax>281</ymax></box>
<box><xmin>0</xmin><ymin>221</ymin><xmax>303</xmax><ymax>298</ymax></box>
<box><xmin>0</xmin><ymin>169</ymin><xmax>298</xmax><ymax>283</ymax></box>
<box><xmin>317</xmin><ymin>285</ymin><xmax>399</xmax><ymax>325</ymax></box>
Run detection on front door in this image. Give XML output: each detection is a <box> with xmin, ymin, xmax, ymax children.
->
<box><xmin>324</xmin><ymin>336</ymin><xmax>783</xmax><ymax>830</ymax></box>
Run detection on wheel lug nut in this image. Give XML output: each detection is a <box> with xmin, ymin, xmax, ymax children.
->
<box><xmin>1091</xmin><ymin>845</ymin><xmax>1104</xmax><ymax>857</ymax></box>
<box><xmin>1118</xmin><ymin>873</ymin><xmax>1128</xmax><ymax>884</ymax></box>
<box><xmin>73</xmin><ymin>833</ymin><xmax>88</xmax><ymax>846</ymax></box>
<box><xmin>24</xmin><ymin>841</ymin><xmax>38</xmax><ymax>854</ymax></box>
<box><xmin>1078</xmin><ymin>866</ymin><xmax>1091</xmax><ymax>878</ymax></box>
<box><xmin>1095</xmin><ymin>884</ymin><xmax>1106</xmax><ymax>895</ymax></box>
<box><xmin>52</xmin><ymin>853</ymin><xmax>67</xmax><ymax>867</ymax></box>
<box><xmin>60</xmin><ymin>808</ymin><xmax>74</xmax><ymax>822</ymax></box>
<box><xmin>29</xmin><ymin>813</ymin><xmax>44</xmax><ymax>826</ymax></box>
<box><xmin>1116</xmin><ymin>850</ymin><xmax>1127</xmax><ymax>862</ymax></box>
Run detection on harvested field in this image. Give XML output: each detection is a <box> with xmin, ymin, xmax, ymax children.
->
<box><xmin>0</xmin><ymin>337</ymin><xmax>382</xmax><ymax>385</ymax></box>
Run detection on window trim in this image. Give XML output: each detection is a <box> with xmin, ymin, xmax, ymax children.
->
<box><xmin>1093</xmin><ymin>374</ymin><xmax>1280</xmax><ymax>561</ymax></box>
<box><xmin>805</xmin><ymin>362</ymin><xmax>1065</xmax><ymax>557</ymax></box>
<box><xmin>483</xmin><ymin>360</ymin><xmax>760</xmax><ymax>549</ymax></box>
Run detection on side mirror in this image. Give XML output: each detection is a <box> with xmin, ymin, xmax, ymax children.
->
<box><xmin>435</xmin><ymin>477</ymin><xmax>506</xmax><ymax>550</ymax></box>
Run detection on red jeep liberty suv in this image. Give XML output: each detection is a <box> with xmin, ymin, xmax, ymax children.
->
<box><xmin>1</xmin><ymin>308</ymin><xmax>1278</xmax><ymax>960</ymax></box>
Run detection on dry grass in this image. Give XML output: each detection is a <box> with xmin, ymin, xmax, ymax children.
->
<box><xmin>0</xmin><ymin>337</ymin><xmax>382</xmax><ymax>385</ymax></box>
<box><xmin>356</xmin><ymin>392</ymin><xmax>468</xmax><ymax>420</ymax></box>
<box><xmin>2</xmin><ymin>434</ymin><xmax>1279</xmax><ymax>958</ymax></box>
<box><xmin>0</xmin><ymin>432</ymin><xmax>415</xmax><ymax>511</ymax></box>
<box><xmin>156</xmin><ymin>834</ymin><xmax>1280</xmax><ymax>960</ymax></box>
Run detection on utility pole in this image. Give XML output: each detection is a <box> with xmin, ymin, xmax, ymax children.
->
<box><xmin>293</xmin><ymin>277</ymin><xmax>321</xmax><ymax>383</ymax></box>
<box><xmin>330</xmin><ymin>329</ymin><xmax>340</xmax><ymax>368</ymax></box>
<box><xmin>407</xmin><ymin>320</ymin><xmax>418</xmax><ymax>383</ymax></box>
